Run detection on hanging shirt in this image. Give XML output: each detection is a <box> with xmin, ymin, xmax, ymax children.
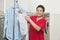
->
<box><xmin>18</xmin><ymin>13</ymin><xmax>29</xmax><ymax>40</ymax></box>
<box><xmin>29</xmin><ymin>16</ymin><xmax>46</xmax><ymax>40</ymax></box>
<box><xmin>3</xmin><ymin>2</ymin><xmax>26</xmax><ymax>40</ymax></box>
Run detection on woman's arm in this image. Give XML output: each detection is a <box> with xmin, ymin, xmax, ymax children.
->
<box><xmin>25</xmin><ymin>16</ymin><xmax>41</xmax><ymax>31</ymax></box>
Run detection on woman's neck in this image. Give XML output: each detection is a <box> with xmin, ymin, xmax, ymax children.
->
<box><xmin>37</xmin><ymin>15</ymin><xmax>44</xmax><ymax>18</ymax></box>
<box><xmin>36</xmin><ymin>16</ymin><xmax>44</xmax><ymax>21</ymax></box>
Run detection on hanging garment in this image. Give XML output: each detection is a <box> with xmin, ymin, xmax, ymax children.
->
<box><xmin>18</xmin><ymin>13</ymin><xmax>29</xmax><ymax>40</ymax></box>
<box><xmin>3</xmin><ymin>2</ymin><xmax>26</xmax><ymax>40</ymax></box>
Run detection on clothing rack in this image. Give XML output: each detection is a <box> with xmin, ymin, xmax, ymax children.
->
<box><xmin>13</xmin><ymin>0</ymin><xmax>18</xmax><ymax>40</ymax></box>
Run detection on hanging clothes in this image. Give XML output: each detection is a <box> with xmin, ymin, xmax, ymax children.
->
<box><xmin>3</xmin><ymin>2</ymin><xmax>26</xmax><ymax>40</ymax></box>
<box><xmin>18</xmin><ymin>13</ymin><xmax>29</xmax><ymax>40</ymax></box>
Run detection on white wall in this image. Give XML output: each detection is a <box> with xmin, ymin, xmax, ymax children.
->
<box><xmin>0</xmin><ymin>0</ymin><xmax>4</xmax><ymax>11</ymax></box>
<box><xmin>50</xmin><ymin>14</ymin><xmax>60</xmax><ymax>40</ymax></box>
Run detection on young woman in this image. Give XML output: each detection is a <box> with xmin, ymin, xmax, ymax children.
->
<box><xmin>26</xmin><ymin>5</ymin><xmax>46</xmax><ymax>40</ymax></box>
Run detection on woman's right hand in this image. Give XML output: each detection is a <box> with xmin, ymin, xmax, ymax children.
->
<box><xmin>18</xmin><ymin>9</ymin><xmax>22</xmax><ymax>14</ymax></box>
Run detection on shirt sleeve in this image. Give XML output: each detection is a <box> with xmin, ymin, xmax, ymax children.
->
<box><xmin>36</xmin><ymin>20</ymin><xmax>46</xmax><ymax>31</ymax></box>
<box><xmin>3</xmin><ymin>9</ymin><xmax>8</xmax><ymax>38</ymax></box>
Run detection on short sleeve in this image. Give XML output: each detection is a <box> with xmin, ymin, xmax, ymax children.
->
<box><xmin>37</xmin><ymin>19</ymin><xmax>46</xmax><ymax>31</ymax></box>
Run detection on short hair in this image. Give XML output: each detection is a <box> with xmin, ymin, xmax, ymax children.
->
<box><xmin>36</xmin><ymin>5</ymin><xmax>45</xmax><ymax>12</ymax></box>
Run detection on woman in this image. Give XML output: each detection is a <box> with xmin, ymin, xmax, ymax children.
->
<box><xmin>26</xmin><ymin>5</ymin><xmax>46</xmax><ymax>40</ymax></box>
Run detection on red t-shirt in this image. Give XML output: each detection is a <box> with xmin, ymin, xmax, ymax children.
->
<box><xmin>29</xmin><ymin>16</ymin><xmax>46</xmax><ymax>40</ymax></box>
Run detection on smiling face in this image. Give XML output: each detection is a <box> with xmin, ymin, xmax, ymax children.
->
<box><xmin>36</xmin><ymin>5</ymin><xmax>45</xmax><ymax>17</ymax></box>
<box><xmin>36</xmin><ymin>7</ymin><xmax>44</xmax><ymax>17</ymax></box>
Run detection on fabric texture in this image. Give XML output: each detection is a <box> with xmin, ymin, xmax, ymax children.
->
<box><xmin>3</xmin><ymin>2</ymin><xmax>26</xmax><ymax>40</ymax></box>
<box><xmin>18</xmin><ymin>13</ymin><xmax>29</xmax><ymax>40</ymax></box>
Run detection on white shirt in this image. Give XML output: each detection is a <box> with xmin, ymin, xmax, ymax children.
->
<box><xmin>18</xmin><ymin>13</ymin><xmax>29</xmax><ymax>40</ymax></box>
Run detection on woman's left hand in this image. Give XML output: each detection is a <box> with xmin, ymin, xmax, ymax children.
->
<box><xmin>25</xmin><ymin>16</ymin><xmax>30</xmax><ymax>21</ymax></box>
